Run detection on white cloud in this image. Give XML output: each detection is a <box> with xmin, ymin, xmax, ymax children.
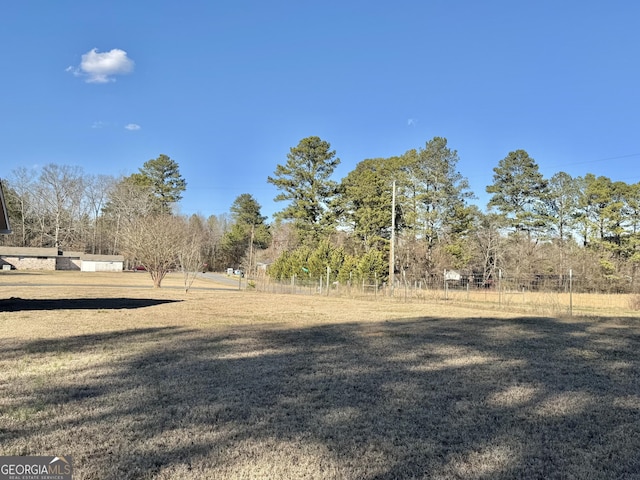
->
<box><xmin>68</xmin><ymin>48</ymin><xmax>134</xmax><ymax>83</ymax></box>
<box><xmin>125</xmin><ymin>123</ymin><xmax>141</xmax><ymax>131</ymax></box>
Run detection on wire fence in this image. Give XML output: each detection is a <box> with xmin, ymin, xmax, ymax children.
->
<box><xmin>247</xmin><ymin>270</ymin><xmax>640</xmax><ymax>317</ymax></box>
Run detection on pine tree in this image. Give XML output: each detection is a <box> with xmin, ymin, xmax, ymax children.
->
<box><xmin>267</xmin><ymin>136</ymin><xmax>340</xmax><ymax>244</ymax></box>
<box><xmin>486</xmin><ymin>149</ymin><xmax>548</xmax><ymax>234</ymax></box>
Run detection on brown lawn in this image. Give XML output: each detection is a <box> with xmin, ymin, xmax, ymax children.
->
<box><xmin>1</xmin><ymin>271</ymin><xmax>639</xmax><ymax>479</ymax></box>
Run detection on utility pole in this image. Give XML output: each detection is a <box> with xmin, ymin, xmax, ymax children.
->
<box><xmin>248</xmin><ymin>223</ymin><xmax>255</xmax><ymax>277</ymax></box>
<box><xmin>389</xmin><ymin>180</ymin><xmax>396</xmax><ymax>296</ymax></box>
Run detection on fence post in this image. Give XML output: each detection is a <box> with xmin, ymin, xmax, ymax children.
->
<box><xmin>498</xmin><ymin>269</ymin><xmax>502</xmax><ymax>305</ymax></box>
<box><xmin>444</xmin><ymin>269</ymin><xmax>448</xmax><ymax>301</ymax></box>
<box><xmin>326</xmin><ymin>266</ymin><xmax>331</xmax><ymax>296</ymax></box>
<box><xmin>403</xmin><ymin>270</ymin><xmax>407</xmax><ymax>302</ymax></box>
<box><xmin>569</xmin><ymin>269</ymin><xmax>573</xmax><ymax>316</ymax></box>
<box><xmin>375</xmin><ymin>272</ymin><xmax>378</xmax><ymax>298</ymax></box>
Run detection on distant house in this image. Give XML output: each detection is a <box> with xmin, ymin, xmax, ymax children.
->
<box><xmin>0</xmin><ymin>247</ymin><xmax>58</xmax><ymax>270</ymax></box>
<box><xmin>444</xmin><ymin>270</ymin><xmax>462</xmax><ymax>282</ymax></box>
<box><xmin>0</xmin><ymin>247</ymin><xmax>124</xmax><ymax>272</ymax></box>
<box><xmin>80</xmin><ymin>254</ymin><xmax>125</xmax><ymax>272</ymax></box>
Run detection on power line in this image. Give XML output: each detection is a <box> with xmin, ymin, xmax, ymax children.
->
<box><xmin>545</xmin><ymin>153</ymin><xmax>640</xmax><ymax>170</ymax></box>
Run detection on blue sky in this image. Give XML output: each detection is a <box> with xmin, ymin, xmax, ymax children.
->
<box><xmin>2</xmin><ymin>1</ymin><xmax>639</xmax><ymax>220</ymax></box>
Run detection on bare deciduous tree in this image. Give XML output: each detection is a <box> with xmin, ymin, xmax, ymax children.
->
<box><xmin>85</xmin><ymin>174</ymin><xmax>116</xmax><ymax>254</ymax></box>
<box><xmin>35</xmin><ymin>164</ymin><xmax>86</xmax><ymax>249</ymax></box>
<box><xmin>103</xmin><ymin>177</ymin><xmax>157</xmax><ymax>254</ymax></box>
<box><xmin>472</xmin><ymin>213</ymin><xmax>505</xmax><ymax>287</ymax></box>
<box><xmin>205</xmin><ymin>213</ymin><xmax>230</xmax><ymax>271</ymax></box>
<box><xmin>121</xmin><ymin>214</ymin><xmax>208</xmax><ymax>289</ymax></box>
<box><xmin>8</xmin><ymin>167</ymin><xmax>36</xmax><ymax>246</ymax></box>
<box><xmin>178</xmin><ymin>216</ymin><xmax>207</xmax><ymax>293</ymax></box>
<box><xmin>120</xmin><ymin>214</ymin><xmax>185</xmax><ymax>288</ymax></box>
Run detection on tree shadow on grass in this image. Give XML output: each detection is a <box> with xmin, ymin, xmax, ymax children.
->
<box><xmin>0</xmin><ymin>327</ymin><xmax>187</xmax><ymax>358</ymax></box>
<box><xmin>0</xmin><ymin>297</ymin><xmax>181</xmax><ymax>312</ymax></box>
<box><xmin>2</xmin><ymin>316</ymin><xmax>640</xmax><ymax>479</ymax></box>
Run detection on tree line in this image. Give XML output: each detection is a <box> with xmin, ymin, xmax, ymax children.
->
<box><xmin>267</xmin><ymin>136</ymin><xmax>640</xmax><ymax>293</ymax></box>
<box><xmin>2</xmin><ymin>137</ymin><xmax>639</xmax><ymax>292</ymax></box>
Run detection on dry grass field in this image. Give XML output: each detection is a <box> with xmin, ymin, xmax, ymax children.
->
<box><xmin>1</xmin><ymin>271</ymin><xmax>639</xmax><ymax>479</ymax></box>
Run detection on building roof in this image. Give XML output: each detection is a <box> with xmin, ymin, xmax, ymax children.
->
<box><xmin>61</xmin><ymin>251</ymin><xmax>84</xmax><ymax>258</ymax></box>
<box><xmin>0</xmin><ymin>247</ymin><xmax>59</xmax><ymax>257</ymax></box>
<box><xmin>81</xmin><ymin>254</ymin><xmax>125</xmax><ymax>262</ymax></box>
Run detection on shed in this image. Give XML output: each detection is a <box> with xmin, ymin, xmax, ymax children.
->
<box><xmin>80</xmin><ymin>254</ymin><xmax>124</xmax><ymax>272</ymax></box>
<box><xmin>444</xmin><ymin>270</ymin><xmax>462</xmax><ymax>281</ymax></box>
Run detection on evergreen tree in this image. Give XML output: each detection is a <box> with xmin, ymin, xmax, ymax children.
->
<box><xmin>545</xmin><ymin>171</ymin><xmax>579</xmax><ymax>242</ymax></box>
<box><xmin>486</xmin><ymin>149</ymin><xmax>548</xmax><ymax>234</ymax></box>
<box><xmin>220</xmin><ymin>194</ymin><xmax>270</xmax><ymax>269</ymax></box>
<box><xmin>405</xmin><ymin>137</ymin><xmax>474</xmax><ymax>244</ymax></box>
<box><xmin>397</xmin><ymin>137</ymin><xmax>475</xmax><ymax>277</ymax></box>
<box><xmin>135</xmin><ymin>154</ymin><xmax>186</xmax><ymax>214</ymax></box>
<box><xmin>336</xmin><ymin>157</ymin><xmax>403</xmax><ymax>251</ymax></box>
<box><xmin>267</xmin><ymin>136</ymin><xmax>340</xmax><ymax>244</ymax></box>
